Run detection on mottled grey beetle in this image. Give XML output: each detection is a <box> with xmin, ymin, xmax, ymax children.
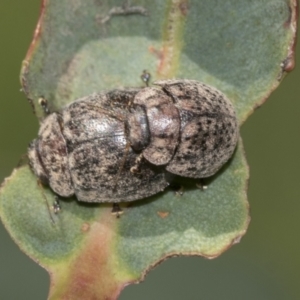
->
<box><xmin>28</xmin><ymin>80</ymin><xmax>239</xmax><ymax>203</ymax></box>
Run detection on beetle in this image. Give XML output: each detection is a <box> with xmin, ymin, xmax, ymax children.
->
<box><xmin>28</xmin><ymin>79</ymin><xmax>239</xmax><ymax>203</ymax></box>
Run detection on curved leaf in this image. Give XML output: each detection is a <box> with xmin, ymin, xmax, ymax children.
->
<box><xmin>1</xmin><ymin>0</ymin><xmax>297</xmax><ymax>299</ymax></box>
<box><xmin>0</xmin><ymin>141</ymin><xmax>249</xmax><ymax>299</ymax></box>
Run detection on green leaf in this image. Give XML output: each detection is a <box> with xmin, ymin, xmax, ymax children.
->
<box><xmin>1</xmin><ymin>0</ymin><xmax>297</xmax><ymax>299</ymax></box>
<box><xmin>0</xmin><ymin>141</ymin><xmax>249</xmax><ymax>299</ymax></box>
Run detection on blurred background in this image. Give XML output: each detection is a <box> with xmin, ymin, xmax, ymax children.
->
<box><xmin>0</xmin><ymin>1</ymin><xmax>299</xmax><ymax>299</ymax></box>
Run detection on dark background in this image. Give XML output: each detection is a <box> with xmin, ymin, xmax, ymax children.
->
<box><xmin>0</xmin><ymin>1</ymin><xmax>299</xmax><ymax>299</ymax></box>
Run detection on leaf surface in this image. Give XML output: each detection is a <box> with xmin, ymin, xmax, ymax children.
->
<box><xmin>1</xmin><ymin>0</ymin><xmax>297</xmax><ymax>299</ymax></box>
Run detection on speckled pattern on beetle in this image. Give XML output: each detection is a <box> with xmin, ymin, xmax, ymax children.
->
<box><xmin>28</xmin><ymin>80</ymin><xmax>239</xmax><ymax>203</ymax></box>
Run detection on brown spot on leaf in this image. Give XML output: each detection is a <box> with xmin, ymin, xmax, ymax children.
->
<box><xmin>157</xmin><ymin>211</ymin><xmax>169</xmax><ymax>218</ymax></box>
<box><xmin>178</xmin><ymin>0</ymin><xmax>189</xmax><ymax>16</ymax></box>
<box><xmin>282</xmin><ymin>1</ymin><xmax>298</xmax><ymax>73</ymax></box>
<box><xmin>277</xmin><ymin>1</ymin><xmax>297</xmax><ymax>80</ymax></box>
<box><xmin>148</xmin><ymin>46</ymin><xmax>163</xmax><ymax>60</ymax></box>
<box><xmin>282</xmin><ymin>55</ymin><xmax>295</xmax><ymax>73</ymax></box>
<box><xmin>81</xmin><ymin>222</ymin><xmax>90</xmax><ymax>232</ymax></box>
<box><xmin>149</xmin><ymin>46</ymin><xmax>169</xmax><ymax>77</ymax></box>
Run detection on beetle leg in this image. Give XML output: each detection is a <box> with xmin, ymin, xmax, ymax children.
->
<box><xmin>140</xmin><ymin>70</ymin><xmax>151</xmax><ymax>87</ymax></box>
<box><xmin>52</xmin><ymin>196</ymin><xmax>61</xmax><ymax>214</ymax></box>
<box><xmin>170</xmin><ymin>182</ymin><xmax>184</xmax><ymax>197</ymax></box>
<box><xmin>111</xmin><ymin>203</ymin><xmax>123</xmax><ymax>218</ymax></box>
<box><xmin>130</xmin><ymin>153</ymin><xmax>144</xmax><ymax>174</ymax></box>
<box><xmin>196</xmin><ymin>179</ymin><xmax>208</xmax><ymax>191</ymax></box>
<box><xmin>38</xmin><ymin>97</ymin><xmax>51</xmax><ymax>116</ymax></box>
